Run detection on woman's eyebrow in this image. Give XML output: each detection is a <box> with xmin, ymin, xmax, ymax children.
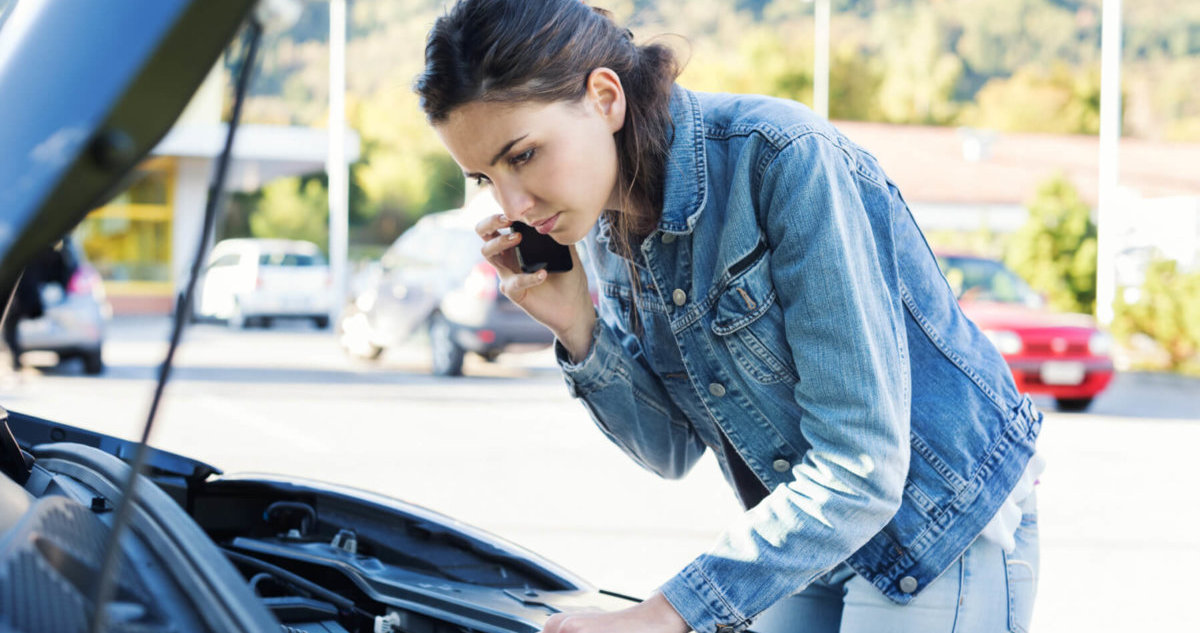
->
<box><xmin>489</xmin><ymin>134</ymin><xmax>529</xmax><ymax>166</ymax></box>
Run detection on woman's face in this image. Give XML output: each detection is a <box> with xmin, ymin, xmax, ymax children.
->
<box><xmin>434</xmin><ymin>70</ymin><xmax>627</xmax><ymax>245</ymax></box>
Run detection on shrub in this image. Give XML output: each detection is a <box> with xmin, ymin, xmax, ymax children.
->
<box><xmin>1111</xmin><ymin>258</ymin><xmax>1200</xmax><ymax>374</ymax></box>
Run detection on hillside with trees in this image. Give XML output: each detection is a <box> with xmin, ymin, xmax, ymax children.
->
<box><xmin>224</xmin><ymin>0</ymin><xmax>1200</xmax><ymax>249</ymax></box>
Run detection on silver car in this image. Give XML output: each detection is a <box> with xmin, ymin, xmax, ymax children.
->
<box><xmin>338</xmin><ymin>196</ymin><xmax>556</xmax><ymax>376</ymax></box>
<box><xmin>14</xmin><ymin>238</ymin><xmax>111</xmax><ymax>374</ymax></box>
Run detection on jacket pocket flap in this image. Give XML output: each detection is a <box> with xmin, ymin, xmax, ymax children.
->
<box><xmin>711</xmin><ymin>250</ymin><xmax>775</xmax><ymax>335</ymax></box>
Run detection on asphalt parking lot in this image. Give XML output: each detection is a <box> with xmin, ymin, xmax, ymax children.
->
<box><xmin>2</xmin><ymin>315</ymin><xmax>1198</xmax><ymax>632</ymax></box>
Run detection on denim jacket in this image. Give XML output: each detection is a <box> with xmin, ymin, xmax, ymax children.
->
<box><xmin>555</xmin><ymin>86</ymin><xmax>1041</xmax><ymax>633</ymax></box>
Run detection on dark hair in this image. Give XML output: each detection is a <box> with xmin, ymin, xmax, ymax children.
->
<box><xmin>415</xmin><ymin>0</ymin><xmax>680</xmax><ymax>251</ymax></box>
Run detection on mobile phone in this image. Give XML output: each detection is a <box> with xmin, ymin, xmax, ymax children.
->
<box><xmin>511</xmin><ymin>221</ymin><xmax>573</xmax><ymax>274</ymax></box>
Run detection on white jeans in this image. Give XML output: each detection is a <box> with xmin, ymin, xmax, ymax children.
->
<box><xmin>750</xmin><ymin>493</ymin><xmax>1039</xmax><ymax>633</ymax></box>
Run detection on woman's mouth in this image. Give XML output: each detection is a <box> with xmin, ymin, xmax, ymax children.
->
<box><xmin>532</xmin><ymin>212</ymin><xmax>560</xmax><ymax>234</ymax></box>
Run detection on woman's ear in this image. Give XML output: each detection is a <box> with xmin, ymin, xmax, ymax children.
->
<box><xmin>586</xmin><ymin>67</ymin><xmax>626</xmax><ymax>134</ymax></box>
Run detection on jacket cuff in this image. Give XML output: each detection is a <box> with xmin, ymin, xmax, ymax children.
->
<box><xmin>554</xmin><ymin>312</ymin><xmax>615</xmax><ymax>397</ymax></box>
<box><xmin>659</xmin><ymin>561</ymin><xmax>754</xmax><ymax>633</ymax></box>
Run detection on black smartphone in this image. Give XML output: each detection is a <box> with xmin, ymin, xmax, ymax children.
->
<box><xmin>511</xmin><ymin>221</ymin><xmax>573</xmax><ymax>274</ymax></box>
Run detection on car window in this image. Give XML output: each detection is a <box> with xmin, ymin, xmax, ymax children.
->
<box><xmin>259</xmin><ymin>252</ymin><xmax>326</xmax><ymax>267</ymax></box>
<box><xmin>381</xmin><ymin>228</ymin><xmax>428</xmax><ymax>270</ymax></box>
<box><xmin>939</xmin><ymin>256</ymin><xmax>1043</xmax><ymax>307</ymax></box>
<box><xmin>447</xmin><ymin>230</ymin><xmax>483</xmax><ymax>270</ymax></box>
<box><xmin>209</xmin><ymin>253</ymin><xmax>241</xmax><ymax>268</ymax></box>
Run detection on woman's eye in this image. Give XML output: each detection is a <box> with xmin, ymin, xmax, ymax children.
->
<box><xmin>509</xmin><ymin>148</ymin><xmax>535</xmax><ymax>167</ymax></box>
<box><xmin>472</xmin><ymin>174</ymin><xmax>491</xmax><ymax>187</ymax></box>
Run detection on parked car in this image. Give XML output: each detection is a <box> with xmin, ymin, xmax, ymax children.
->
<box><xmin>13</xmin><ymin>237</ymin><xmax>110</xmax><ymax>374</ymax></box>
<box><xmin>338</xmin><ymin>192</ymin><xmax>557</xmax><ymax>376</ymax></box>
<box><xmin>938</xmin><ymin>253</ymin><xmax>1115</xmax><ymax>411</ymax></box>
<box><xmin>195</xmin><ymin>238</ymin><xmax>333</xmax><ymax>329</ymax></box>
<box><xmin>0</xmin><ymin>3</ymin><xmax>635</xmax><ymax>632</ymax></box>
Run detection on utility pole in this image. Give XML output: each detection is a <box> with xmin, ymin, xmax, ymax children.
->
<box><xmin>328</xmin><ymin>0</ymin><xmax>348</xmax><ymax>323</ymax></box>
<box><xmin>804</xmin><ymin>0</ymin><xmax>831</xmax><ymax>119</ymax></box>
<box><xmin>813</xmin><ymin>0</ymin><xmax>830</xmax><ymax>119</ymax></box>
<box><xmin>1096</xmin><ymin>0</ymin><xmax>1123</xmax><ymax>325</ymax></box>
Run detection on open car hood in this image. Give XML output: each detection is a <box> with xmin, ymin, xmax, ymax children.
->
<box><xmin>0</xmin><ymin>0</ymin><xmax>254</xmax><ymax>294</ymax></box>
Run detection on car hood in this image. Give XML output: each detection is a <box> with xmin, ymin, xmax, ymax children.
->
<box><xmin>959</xmin><ymin>300</ymin><xmax>1099</xmax><ymax>333</ymax></box>
<box><xmin>0</xmin><ymin>0</ymin><xmax>254</xmax><ymax>296</ymax></box>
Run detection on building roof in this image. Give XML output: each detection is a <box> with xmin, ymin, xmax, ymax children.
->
<box><xmin>151</xmin><ymin>123</ymin><xmax>362</xmax><ymax>191</ymax></box>
<box><xmin>834</xmin><ymin>121</ymin><xmax>1200</xmax><ymax>207</ymax></box>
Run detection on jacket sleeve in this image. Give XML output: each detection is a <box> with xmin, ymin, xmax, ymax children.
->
<box><xmin>658</xmin><ymin>132</ymin><xmax>912</xmax><ymax>633</ymax></box>
<box><xmin>555</xmin><ymin>311</ymin><xmax>708</xmax><ymax>481</ymax></box>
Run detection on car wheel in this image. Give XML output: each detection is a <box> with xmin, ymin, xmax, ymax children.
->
<box><xmin>482</xmin><ymin>350</ymin><xmax>502</xmax><ymax>363</ymax></box>
<box><xmin>429</xmin><ymin>313</ymin><xmax>465</xmax><ymax>377</ymax></box>
<box><xmin>227</xmin><ymin>300</ymin><xmax>246</xmax><ymax>329</ymax></box>
<box><xmin>313</xmin><ymin>315</ymin><xmax>330</xmax><ymax>330</ymax></box>
<box><xmin>1055</xmin><ymin>397</ymin><xmax>1093</xmax><ymax>412</ymax></box>
<box><xmin>82</xmin><ymin>349</ymin><xmax>104</xmax><ymax>375</ymax></box>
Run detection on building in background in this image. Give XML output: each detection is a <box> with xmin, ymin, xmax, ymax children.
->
<box><xmin>837</xmin><ymin>121</ymin><xmax>1200</xmax><ymax>277</ymax></box>
<box><xmin>77</xmin><ymin>65</ymin><xmax>359</xmax><ymax>314</ymax></box>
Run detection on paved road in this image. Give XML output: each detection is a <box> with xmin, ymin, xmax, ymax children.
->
<box><xmin>3</xmin><ymin>316</ymin><xmax>1199</xmax><ymax>631</ymax></box>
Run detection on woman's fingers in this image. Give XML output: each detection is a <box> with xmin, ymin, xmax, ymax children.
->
<box><xmin>501</xmin><ymin>269</ymin><xmax>548</xmax><ymax>299</ymax></box>
<box><xmin>481</xmin><ymin>230</ymin><xmax>520</xmax><ymax>260</ymax></box>
<box><xmin>475</xmin><ymin>213</ymin><xmax>512</xmax><ymax>240</ymax></box>
<box><xmin>478</xmin><ymin>213</ymin><xmax>520</xmax><ymax>274</ymax></box>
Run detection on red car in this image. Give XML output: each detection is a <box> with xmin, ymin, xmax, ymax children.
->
<box><xmin>938</xmin><ymin>254</ymin><xmax>1115</xmax><ymax>412</ymax></box>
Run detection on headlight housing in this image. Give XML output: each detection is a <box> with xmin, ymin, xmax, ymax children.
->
<box><xmin>1088</xmin><ymin>331</ymin><xmax>1114</xmax><ymax>357</ymax></box>
<box><xmin>983</xmin><ymin>329</ymin><xmax>1024</xmax><ymax>355</ymax></box>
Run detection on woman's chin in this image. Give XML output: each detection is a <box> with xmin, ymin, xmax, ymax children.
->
<box><xmin>551</xmin><ymin>223</ymin><xmax>585</xmax><ymax>245</ymax></box>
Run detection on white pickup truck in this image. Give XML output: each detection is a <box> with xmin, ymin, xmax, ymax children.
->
<box><xmin>195</xmin><ymin>238</ymin><xmax>332</xmax><ymax>329</ymax></box>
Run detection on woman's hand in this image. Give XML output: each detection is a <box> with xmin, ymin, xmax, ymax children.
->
<box><xmin>476</xmin><ymin>213</ymin><xmax>596</xmax><ymax>360</ymax></box>
<box><xmin>542</xmin><ymin>591</ymin><xmax>690</xmax><ymax>633</ymax></box>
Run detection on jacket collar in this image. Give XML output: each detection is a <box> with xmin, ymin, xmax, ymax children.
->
<box><xmin>594</xmin><ymin>84</ymin><xmax>707</xmax><ymax>252</ymax></box>
<box><xmin>657</xmin><ymin>84</ymin><xmax>707</xmax><ymax>235</ymax></box>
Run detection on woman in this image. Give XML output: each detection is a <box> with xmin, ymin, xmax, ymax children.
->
<box><xmin>416</xmin><ymin>2</ymin><xmax>1043</xmax><ymax>632</ymax></box>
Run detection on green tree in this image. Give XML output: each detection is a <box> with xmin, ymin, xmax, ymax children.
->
<box><xmin>1112</xmin><ymin>258</ymin><xmax>1200</xmax><ymax>373</ymax></box>
<box><xmin>249</xmin><ymin>176</ymin><xmax>330</xmax><ymax>250</ymax></box>
<box><xmin>874</xmin><ymin>9</ymin><xmax>964</xmax><ymax>124</ymax></box>
<box><xmin>1004</xmin><ymin>175</ymin><xmax>1098</xmax><ymax>314</ymax></box>
<box><xmin>962</xmin><ymin>63</ymin><xmax>1104</xmax><ymax>134</ymax></box>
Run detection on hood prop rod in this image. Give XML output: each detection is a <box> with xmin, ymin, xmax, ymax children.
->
<box><xmin>88</xmin><ymin>18</ymin><xmax>264</xmax><ymax>633</ymax></box>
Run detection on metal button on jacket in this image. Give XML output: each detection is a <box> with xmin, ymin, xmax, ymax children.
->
<box><xmin>772</xmin><ymin>459</ymin><xmax>791</xmax><ymax>473</ymax></box>
<box><xmin>708</xmin><ymin>382</ymin><xmax>726</xmax><ymax>397</ymax></box>
<box><xmin>899</xmin><ymin>576</ymin><xmax>919</xmax><ymax>594</ymax></box>
<box><xmin>672</xmin><ymin>288</ymin><xmax>687</xmax><ymax>306</ymax></box>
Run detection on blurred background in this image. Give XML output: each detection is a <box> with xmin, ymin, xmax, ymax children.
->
<box><xmin>1</xmin><ymin>1</ymin><xmax>1198</xmax><ymax>631</ymax></box>
<box><xmin>6</xmin><ymin>0</ymin><xmax>1197</xmax><ymax>375</ymax></box>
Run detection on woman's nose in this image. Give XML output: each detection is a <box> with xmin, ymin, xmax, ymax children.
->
<box><xmin>495</xmin><ymin>182</ymin><xmax>534</xmax><ymax>222</ymax></box>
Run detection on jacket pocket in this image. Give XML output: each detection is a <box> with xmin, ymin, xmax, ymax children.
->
<box><xmin>709</xmin><ymin>248</ymin><xmax>798</xmax><ymax>385</ymax></box>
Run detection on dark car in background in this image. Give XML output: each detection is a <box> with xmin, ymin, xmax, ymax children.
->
<box><xmin>0</xmin><ymin>2</ymin><xmax>638</xmax><ymax>632</ymax></box>
<box><xmin>338</xmin><ymin>192</ymin><xmax>556</xmax><ymax>376</ymax></box>
<box><xmin>938</xmin><ymin>253</ymin><xmax>1115</xmax><ymax>411</ymax></box>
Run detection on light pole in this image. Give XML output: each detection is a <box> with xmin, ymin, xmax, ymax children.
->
<box><xmin>328</xmin><ymin>0</ymin><xmax>349</xmax><ymax>322</ymax></box>
<box><xmin>804</xmin><ymin>0</ymin><xmax>831</xmax><ymax>119</ymax></box>
<box><xmin>1096</xmin><ymin>0</ymin><xmax>1122</xmax><ymax>325</ymax></box>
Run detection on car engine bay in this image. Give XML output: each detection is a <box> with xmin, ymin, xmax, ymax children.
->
<box><xmin>0</xmin><ymin>408</ymin><xmax>635</xmax><ymax>633</ymax></box>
